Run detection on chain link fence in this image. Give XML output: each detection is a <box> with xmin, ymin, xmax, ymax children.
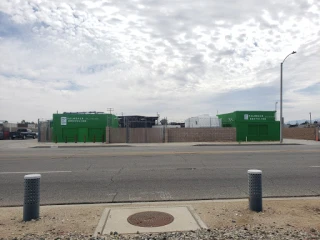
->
<box><xmin>38</xmin><ymin>119</ymin><xmax>52</xmax><ymax>142</ymax></box>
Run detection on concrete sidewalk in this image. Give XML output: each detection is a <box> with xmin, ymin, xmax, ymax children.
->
<box><xmin>0</xmin><ymin>138</ymin><xmax>319</xmax><ymax>149</ymax></box>
<box><xmin>24</xmin><ymin>138</ymin><xmax>320</xmax><ymax>148</ymax></box>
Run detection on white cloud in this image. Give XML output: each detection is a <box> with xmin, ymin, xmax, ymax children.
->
<box><xmin>0</xmin><ymin>0</ymin><xmax>319</xmax><ymax>123</ymax></box>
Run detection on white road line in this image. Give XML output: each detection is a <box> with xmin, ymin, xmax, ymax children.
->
<box><xmin>309</xmin><ymin>166</ymin><xmax>320</xmax><ymax>168</ymax></box>
<box><xmin>129</xmin><ymin>191</ymin><xmax>172</xmax><ymax>201</ymax></box>
<box><xmin>0</xmin><ymin>171</ymin><xmax>72</xmax><ymax>174</ymax></box>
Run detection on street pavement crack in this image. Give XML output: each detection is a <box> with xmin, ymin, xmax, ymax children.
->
<box><xmin>179</xmin><ymin>155</ymin><xmax>187</xmax><ymax>163</ymax></box>
<box><xmin>86</xmin><ymin>163</ymin><xmax>93</xmax><ymax>171</ymax></box>
<box><xmin>118</xmin><ymin>167</ymin><xmax>124</xmax><ymax>175</ymax></box>
<box><xmin>65</xmin><ymin>154</ymin><xmax>76</xmax><ymax>159</ymax></box>
<box><xmin>108</xmin><ymin>167</ymin><xmax>124</xmax><ymax>187</ymax></box>
<box><xmin>112</xmin><ymin>192</ymin><xmax>118</xmax><ymax>202</ymax></box>
<box><xmin>309</xmin><ymin>189</ymin><xmax>320</xmax><ymax>195</ymax></box>
<box><xmin>200</xmin><ymin>160</ymin><xmax>206</xmax><ymax>167</ymax></box>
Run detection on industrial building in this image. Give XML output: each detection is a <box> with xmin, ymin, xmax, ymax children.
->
<box><xmin>52</xmin><ymin>112</ymin><xmax>118</xmax><ymax>143</ymax></box>
<box><xmin>185</xmin><ymin>114</ymin><xmax>221</xmax><ymax>128</ymax></box>
<box><xmin>217</xmin><ymin>111</ymin><xmax>280</xmax><ymax>141</ymax></box>
<box><xmin>117</xmin><ymin>115</ymin><xmax>159</xmax><ymax>128</ymax></box>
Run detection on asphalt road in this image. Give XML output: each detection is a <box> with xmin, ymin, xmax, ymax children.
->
<box><xmin>0</xmin><ymin>142</ymin><xmax>319</xmax><ymax>206</ymax></box>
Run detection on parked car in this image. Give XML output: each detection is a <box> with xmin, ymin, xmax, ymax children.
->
<box><xmin>0</xmin><ymin>131</ymin><xmax>3</xmax><ymax>140</ymax></box>
<box><xmin>10</xmin><ymin>129</ymin><xmax>37</xmax><ymax>140</ymax></box>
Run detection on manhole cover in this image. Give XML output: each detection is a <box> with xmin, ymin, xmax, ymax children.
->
<box><xmin>127</xmin><ymin>211</ymin><xmax>174</xmax><ymax>227</ymax></box>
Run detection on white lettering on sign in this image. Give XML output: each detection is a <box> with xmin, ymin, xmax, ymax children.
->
<box><xmin>61</xmin><ymin>117</ymin><xmax>67</xmax><ymax>125</ymax></box>
<box><xmin>68</xmin><ymin>119</ymin><xmax>87</xmax><ymax>123</ymax></box>
<box><xmin>66</xmin><ymin>116</ymin><xmax>100</xmax><ymax>123</ymax></box>
<box><xmin>244</xmin><ymin>114</ymin><xmax>272</xmax><ymax>121</ymax></box>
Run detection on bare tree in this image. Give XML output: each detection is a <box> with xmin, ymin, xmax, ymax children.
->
<box><xmin>160</xmin><ymin>118</ymin><xmax>168</xmax><ymax>125</ymax></box>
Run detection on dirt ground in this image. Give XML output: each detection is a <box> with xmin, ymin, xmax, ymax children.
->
<box><xmin>0</xmin><ymin>198</ymin><xmax>319</xmax><ymax>239</ymax></box>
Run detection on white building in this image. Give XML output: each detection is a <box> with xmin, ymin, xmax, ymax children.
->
<box><xmin>184</xmin><ymin>114</ymin><xmax>221</xmax><ymax>128</ymax></box>
<box><xmin>152</xmin><ymin>125</ymin><xmax>181</xmax><ymax>128</ymax></box>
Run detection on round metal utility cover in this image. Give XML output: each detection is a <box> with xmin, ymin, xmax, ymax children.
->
<box><xmin>127</xmin><ymin>211</ymin><xmax>174</xmax><ymax>227</ymax></box>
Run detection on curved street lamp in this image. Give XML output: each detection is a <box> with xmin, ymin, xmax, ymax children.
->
<box><xmin>280</xmin><ymin>51</ymin><xmax>296</xmax><ymax>143</ymax></box>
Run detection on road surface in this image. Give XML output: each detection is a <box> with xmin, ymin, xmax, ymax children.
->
<box><xmin>0</xmin><ymin>142</ymin><xmax>319</xmax><ymax>206</ymax></box>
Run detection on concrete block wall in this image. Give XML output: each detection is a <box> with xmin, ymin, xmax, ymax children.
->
<box><xmin>128</xmin><ymin>128</ymin><xmax>147</xmax><ymax>143</ymax></box>
<box><xmin>167</xmin><ymin>128</ymin><xmax>236</xmax><ymax>142</ymax></box>
<box><xmin>105</xmin><ymin>127</ymin><xmax>110</xmax><ymax>143</ymax></box>
<box><xmin>283</xmin><ymin>127</ymin><xmax>318</xmax><ymax>140</ymax></box>
<box><xmin>108</xmin><ymin>128</ymin><xmax>164</xmax><ymax>143</ymax></box>
<box><xmin>106</xmin><ymin>127</ymin><xmax>236</xmax><ymax>143</ymax></box>
<box><xmin>144</xmin><ymin>128</ymin><xmax>164</xmax><ymax>143</ymax></box>
<box><xmin>110</xmin><ymin>128</ymin><xmax>126</xmax><ymax>143</ymax></box>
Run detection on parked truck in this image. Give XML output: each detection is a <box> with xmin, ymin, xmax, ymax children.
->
<box><xmin>10</xmin><ymin>129</ymin><xmax>37</xmax><ymax>140</ymax></box>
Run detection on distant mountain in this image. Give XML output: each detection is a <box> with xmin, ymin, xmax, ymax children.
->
<box><xmin>286</xmin><ymin>118</ymin><xmax>320</xmax><ymax>125</ymax></box>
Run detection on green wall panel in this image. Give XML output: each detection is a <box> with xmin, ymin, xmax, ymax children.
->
<box><xmin>218</xmin><ymin>111</ymin><xmax>280</xmax><ymax>141</ymax></box>
<box><xmin>52</xmin><ymin>113</ymin><xmax>117</xmax><ymax>143</ymax></box>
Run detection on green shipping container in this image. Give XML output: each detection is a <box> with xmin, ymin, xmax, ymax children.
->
<box><xmin>52</xmin><ymin>113</ymin><xmax>118</xmax><ymax>143</ymax></box>
<box><xmin>217</xmin><ymin>111</ymin><xmax>280</xmax><ymax>142</ymax></box>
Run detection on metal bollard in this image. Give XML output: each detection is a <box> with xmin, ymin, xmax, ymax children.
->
<box><xmin>248</xmin><ymin>169</ymin><xmax>262</xmax><ymax>212</ymax></box>
<box><xmin>23</xmin><ymin>174</ymin><xmax>41</xmax><ymax>221</ymax></box>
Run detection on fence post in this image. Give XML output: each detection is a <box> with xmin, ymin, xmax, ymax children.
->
<box><xmin>145</xmin><ymin>128</ymin><xmax>147</xmax><ymax>143</ymax></box>
<box><xmin>248</xmin><ymin>169</ymin><xmax>262</xmax><ymax>212</ymax></box>
<box><xmin>105</xmin><ymin>127</ymin><xmax>110</xmax><ymax>144</ymax></box>
<box><xmin>165</xmin><ymin>127</ymin><xmax>169</xmax><ymax>143</ymax></box>
<box><xmin>126</xmin><ymin>125</ymin><xmax>129</xmax><ymax>143</ymax></box>
<box><xmin>23</xmin><ymin>174</ymin><xmax>41</xmax><ymax>221</ymax></box>
<box><xmin>46</xmin><ymin>121</ymin><xmax>49</xmax><ymax>142</ymax></box>
<box><xmin>37</xmin><ymin>119</ymin><xmax>40</xmax><ymax>142</ymax></box>
<box><xmin>315</xmin><ymin>127</ymin><xmax>319</xmax><ymax>141</ymax></box>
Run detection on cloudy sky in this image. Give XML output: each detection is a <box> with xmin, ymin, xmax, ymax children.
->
<box><xmin>0</xmin><ymin>0</ymin><xmax>319</xmax><ymax>123</ymax></box>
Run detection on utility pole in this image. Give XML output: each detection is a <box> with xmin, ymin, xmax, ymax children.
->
<box><xmin>107</xmin><ymin>108</ymin><xmax>114</xmax><ymax>127</ymax></box>
<box><xmin>122</xmin><ymin>112</ymin><xmax>124</xmax><ymax>128</ymax></box>
<box><xmin>157</xmin><ymin>112</ymin><xmax>159</xmax><ymax>125</ymax></box>
<box><xmin>310</xmin><ymin>112</ymin><xmax>312</xmax><ymax>125</ymax></box>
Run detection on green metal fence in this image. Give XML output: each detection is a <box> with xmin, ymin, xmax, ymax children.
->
<box><xmin>52</xmin><ymin>113</ymin><xmax>118</xmax><ymax>143</ymax></box>
<box><xmin>217</xmin><ymin>111</ymin><xmax>280</xmax><ymax>141</ymax></box>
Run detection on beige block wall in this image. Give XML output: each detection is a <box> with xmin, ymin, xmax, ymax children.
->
<box><xmin>167</xmin><ymin>128</ymin><xmax>236</xmax><ymax>142</ymax></box>
<box><xmin>106</xmin><ymin>127</ymin><xmax>236</xmax><ymax>144</ymax></box>
<box><xmin>283</xmin><ymin>127</ymin><xmax>318</xmax><ymax>140</ymax></box>
<box><xmin>110</xmin><ymin>128</ymin><xmax>126</xmax><ymax>143</ymax></box>
<box><xmin>145</xmin><ymin>128</ymin><xmax>164</xmax><ymax>143</ymax></box>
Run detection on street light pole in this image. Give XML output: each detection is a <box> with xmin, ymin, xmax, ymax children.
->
<box><xmin>280</xmin><ymin>51</ymin><xmax>296</xmax><ymax>144</ymax></box>
<box><xmin>310</xmin><ymin>112</ymin><xmax>312</xmax><ymax>125</ymax></box>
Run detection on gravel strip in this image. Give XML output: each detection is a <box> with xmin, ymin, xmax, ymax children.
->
<box><xmin>1</xmin><ymin>226</ymin><xmax>319</xmax><ymax>240</ymax></box>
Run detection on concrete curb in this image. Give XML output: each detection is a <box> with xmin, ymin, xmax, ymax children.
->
<box><xmin>193</xmin><ymin>143</ymin><xmax>301</xmax><ymax>146</ymax></box>
<box><xmin>94</xmin><ymin>208</ymin><xmax>111</xmax><ymax>237</ymax></box>
<box><xmin>31</xmin><ymin>143</ymin><xmax>302</xmax><ymax>148</ymax></box>
<box><xmin>187</xmin><ymin>206</ymin><xmax>208</xmax><ymax>229</ymax></box>
<box><xmin>32</xmin><ymin>145</ymin><xmax>132</xmax><ymax>148</ymax></box>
